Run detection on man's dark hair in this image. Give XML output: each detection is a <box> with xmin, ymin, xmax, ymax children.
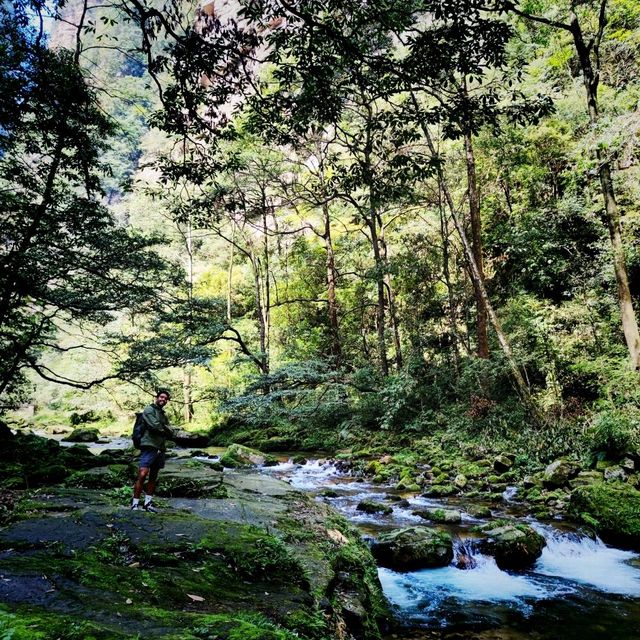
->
<box><xmin>156</xmin><ymin>388</ymin><xmax>171</xmax><ymax>399</ymax></box>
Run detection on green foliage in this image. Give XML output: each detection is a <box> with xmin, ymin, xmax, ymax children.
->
<box><xmin>191</xmin><ymin>614</ymin><xmax>301</xmax><ymax>640</ymax></box>
<box><xmin>587</xmin><ymin>409</ymin><xmax>640</xmax><ymax>458</ymax></box>
<box><xmin>0</xmin><ymin>2</ymin><xmax>177</xmax><ymax>407</ymax></box>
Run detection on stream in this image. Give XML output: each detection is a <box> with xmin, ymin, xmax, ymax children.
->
<box><xmin>255</xmin><ymin>457</ymin><xmax>640</xmax><ymax>640</ymax></box>
<box><xmin>60</xmin><ymin>435</ymin><xmax>640</xmax><ymax>639</ymax></box>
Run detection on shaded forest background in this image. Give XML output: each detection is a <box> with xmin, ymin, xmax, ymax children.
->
<box><xmin>2</xmin><ymin>0</ymin><xmax>640</xmax><ymax>463</ymax></box>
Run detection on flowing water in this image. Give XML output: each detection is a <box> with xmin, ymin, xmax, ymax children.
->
<box><xmin>250</xmin><ymin>456</ymin><xmax>640</xmax><ymax>640</ymax></box>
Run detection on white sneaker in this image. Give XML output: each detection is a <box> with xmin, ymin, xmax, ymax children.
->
<box><xmin>131</xmin><ymin>503</ymin><xmax>140</xmax><ymax>511</ymax></box>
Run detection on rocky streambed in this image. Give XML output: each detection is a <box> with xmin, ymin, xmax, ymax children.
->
<box><xmin>255</xmin><ymin>456</ymin><xmax>640</xmax><ymax>640</ymax></box>
<box><xmin>2</xmin><ymin>425</ymin><xmax>640</xmax><ymax>640</ymax></box>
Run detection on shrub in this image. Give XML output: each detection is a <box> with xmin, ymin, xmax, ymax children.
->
<box><xmin>587</xmin><ymin>409</ymin><xmax>639</xmax><ymax>458</ymax></box>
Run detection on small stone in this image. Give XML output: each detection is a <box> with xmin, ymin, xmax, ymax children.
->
<box><xmin>454</xmin><ymin>474</ymin><xmax>468</xmax><ymax>489</ymax></box>
<box><xmin>604</xmin><ymin>466</ymin><xmax>626</xmax><ymax>482</ymax></box>
<box><xmin>621</xmin><ymin>458</ymin><xmax>635</xmax><ymax>472</ymax></box>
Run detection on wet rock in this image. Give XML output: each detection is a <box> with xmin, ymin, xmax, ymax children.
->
<box><xmin>0</xmin><ymin>464</ymin><xmax>388</xmax><ymax>640</ymax></box>
<box><xmin>219</xmin><ymin>443</ymin><xmax>277</xmax><ymax>468</ymax></box>
<box><xmin>455</xmin><ymin>551</ymin><xmax>477</xmax><ymax>570</ymax></box>
<box><xmin>465</xmin><ymin>504</ymin><xmax>491</xmax><ymax>518</ymax></box>
<box><xmin>334</xmin><ymin>459</ymin><xmax>353</xmax><ymax>473</ymax></box>
<box><xmin>543</xmin><ymin>458</ymin><xmax>581</xmax><ymax>488</ymax></box>
<box><xmin>412</xmin><ymin>508</ymin><xmax>462</xmax><ymax>524</ymax></box>
<box><xmin>62</xmin><ymin>427</ymin><xmax>100</xmax><ymax>443</ymax></box>
<box><xmin>371</xmin><ymin>526</ymin><xmax>453</xmax><ymax>571</ymax></box>
<box><xmin>479</xmin><ymin>523</ymin><xmax>546</xmax><ymax>570</ymax></box>
<box><xmin>98</xmin><ymin>448</ymin><xmax>133</xmax><ymax>464</ymax></box>
<box><xmin>357</xmin><ymin>500</ymin><xmax>392</xmax><ymax>515</ymax></box>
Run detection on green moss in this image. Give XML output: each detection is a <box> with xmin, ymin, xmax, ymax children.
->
<box><xmin>570</xmin><ymin>482</ymin><xmax>640</xmax><ymax>544</ymax></box>
<box><xmin>0</xmin><ymin>609</ymin><xmax>131</xmax><ymax>639</ymax></box>
<box><xmin>0</xmin><ymin>607</ymin><xmax>300</xmax><ymax>640</ymax></box>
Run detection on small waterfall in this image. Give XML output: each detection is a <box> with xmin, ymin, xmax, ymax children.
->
<box><xmin>534</xmin><ymin>526</ymin><xmax>640</xmax><ymax>595</ymax></box>
<box><xmin>258</xmin><ymin>456</ymin><xmax>640</xmax><ymax>636</ymax></box>
<box><xmin>267</xmin><ymin>458</ymin><xmax>348</xmax><ymax>490</ymax></box>
<box><xmin>452</xmin><ymin>537</ymin><xmax>483</xmax><ymax>570</ymax></box>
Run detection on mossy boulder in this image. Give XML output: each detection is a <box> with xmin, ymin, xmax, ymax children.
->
<box><xmin>569</xmin><ymin>470</ymin><xmax>603</xmax><ymax>487</ymax></box>
<box><xmin>543</xmin><ymin>458</ymin><xmax>581</xmax><ymax>488</ymax></box>
<box><xmin>569</xmin><ymin>482</ymin><xmax>640</xmax><ymax>547</ymax></box>
<box><xmin>465</xmin><ymin>504</ymin><xmax>491</xmax><ymax>518</ymax></box>
<box><xmin>0</xmin><ymin>432</ymin><xmax>105</xmax><ymax>488</ymax></box>
<box><xmin>453</xmin><ymin>474</ymin><xmax>468</xmax><ymax>489</ymax></box>
<box><xmin>62</xmin><ymin>427</ymin><xmax>100</xmax><ymax>443</ymax></box>
<box><xmin>603</xmin><ymin>466</ymin><xmax>627</xmax><ymax>482</ymax></box>
<box><xmin>356</xmin><ymin>500</ymin><xmax>392</xmax><ymax>515</ymax></box>
<box><xmin>422</xmin><ymin>483</ymin><xmax>457</xmax><ymax>497</ymax></box>
<box><xmin>412</xmin><ymin>508</ymin><xmax>462</xmax><ymax>524</ymax></box>
<box><xmin>479</xmin><ymin>523</ymin><xmax>546</xmax><ymax>570</ymax></box>
<box><xmin>370</xmin><ymin>526</ymin><xmax>453</xmax><ymax>571</ymax></box>
<box><xmin>64</xmin><ymin>464</ymin><xmax>135</xmax><ymax>489</ymax></box>
<box><xmin>219</xmin><ymin>443</ymin><xmax>278</xmax><ymax>468</ymax></box>
<box><xmin>170</xmin><ymin>429</ymin><xmax>211</xmax><ymax>448</ymax></box>
<box><xmin>493</xmin><ymin>455</ymin><xmax>513</xmax><ymax>473</ymax></box>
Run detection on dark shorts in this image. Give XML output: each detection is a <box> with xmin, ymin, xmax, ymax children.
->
<box><xmin>139</xmin><ymin>447</ymin><xmax>166</xmax><ymax>471</ymax></box>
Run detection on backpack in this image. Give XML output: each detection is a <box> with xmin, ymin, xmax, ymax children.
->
<box><xmin>132</xmin><ymin>412</ymin><xmax>146</xmax><ymax>449</ymax></box>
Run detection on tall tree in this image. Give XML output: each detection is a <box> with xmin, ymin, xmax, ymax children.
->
<box><xmin>502</xmin><ymin>0</ymin><xmax>640</xmax><ymax>368</ymax></box>
<box><xmin>0</xmin><ymin>1</ymin><xmax>173</xmax><ymax>406</ymax></box>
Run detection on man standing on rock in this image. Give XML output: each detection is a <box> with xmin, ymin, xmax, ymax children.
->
<box><xmin>131</xmin><ymin>389</ymin><xmax>173</xmax><ymax>512</ymax></box>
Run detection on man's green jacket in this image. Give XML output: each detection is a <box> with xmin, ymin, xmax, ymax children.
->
<box><xmin>140</xmin><ymin>402</ymin><xmax>172</xmax><ymax>450</ymax></box>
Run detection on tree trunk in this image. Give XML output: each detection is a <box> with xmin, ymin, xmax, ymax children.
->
<box><xmin>464</xmin><ymin>130</ymin><xmax>490</xmax><ymax>358</ymax></box>
<box><xmin>438</xmin><ymin>181</ymin><xmax>461</xmax><ymax>375</ymax></box>
<box><xmin>367</xmin><ymin>213</ymin><xmax>389</xmax><ymax>376</ymax></box>
<box><xmin>251</xmin><ymin>249</ymin><xmax>269</xmax><ymax>375</ymax></box>
<box><xmin>322</xmin><ymin>202</ymin><xmax>342</xmax><ymax>363</ymax></box>
<box><xmin>419</xmin><ymin>116</ymin><xmax>544</xmax><ymax>423</ymax></box>
<box><xmin>379</xmin><ymin>220</ymin><xmax>403</xmax><ymax>369</ymax></box>
<box><xmin>227</xmin><ymin>234</ymin><xmax>234</xmax><ymax>323</ymax></box>
<box><xmin>569</xmin><ymin>8</ymin><xmax>640</xmax><ymax>368</ymax></box>
<box><xmin>183</xmin><ymin>367</ymin><xmax>194</xmax><ymax>423</ymax></box>
<box><xmin>183</xmin><ymin>215</ymin><xmax>195</xmax><ymax>422</ymax></box>
<box><xmin>261</xmin><ymin>203</ymin><xmax>271</xmax><ymax>375</ymax></box>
